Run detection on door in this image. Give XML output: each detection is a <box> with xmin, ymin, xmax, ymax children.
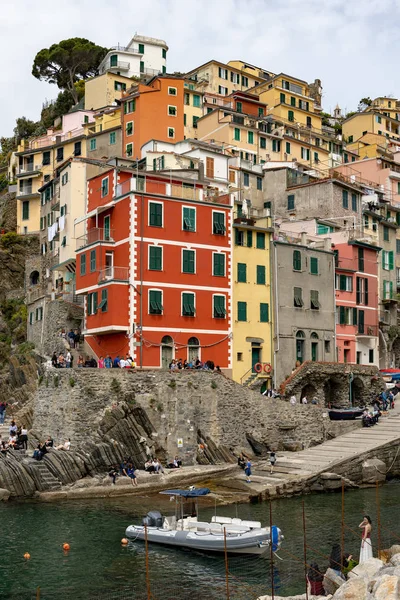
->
<box><xmin>296</xmin><ymin>339</ymin><xmax>304</xmax><ymax>363</ymax></box>
<box><xmin>251</xmin><ymin>347</ymin><xmax>261</xmax><ymax>372</ymax></box>
<box><xmin>161</xmin><ymin>336</ymin><xmax>173</xmax><ymax>369</ymax></box>
<box><xmin>105</xmin><ymin>251</ymin><xmax>114</xmax><ymax>279</ymax></box>
<box><xmin>188</xmin><ymin>337</ymin><xmax>200</xmax><ymax>363</ymax></box>
<box><xmin>311</xmin><ymin>342</ymin><xmax>318</xmax><ymax>362</ymax></box>
<box><xmin>104</xmin><ymin>215</ymin><xmax>111</xmax><ymax>241</ymax></box>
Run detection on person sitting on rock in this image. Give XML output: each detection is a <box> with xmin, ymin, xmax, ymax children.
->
<box><xmin>237</xmin><ymin>453</ymin><xmax>246</xmax><ymax>470</ymax></box>
<box><xmin>307</xmin><ymin>562</ymin><xmax>325</xmax><ymax>596</ymax></box>
<box><xmin>108</xmin><ymin>465</ymin><xmax>119</xmax><ymax>485</ymax></box>
<box><xmin>77</xmin><ymin>355</ymin><xmax>84</xmax><ymax>368</ymax></box>
<box><xmin>45</xmin><ymin>436</ymin><xmax>54</xmax><ymax>449</ymax></box>
<box><xmin>145</xmin><ymin>459</ymin><xmax>156</xmax><ymax>474</ymax></box>
<box><xmin>51</xmin><ymin>352</ymin><xmax>58</xmax><ymax>368</ymax></box>
<box><xmin>55</xmin><ymin>439</ymin><xmax>70</xmax><ymax>451</ymax></box>
<box><xmin>127</xmin><ymin>463</ymin><xmax>138</xmax><ymax>486</ymax></box>
<box><xmin>58</xmin><ymin>353</ymin><xmax>66</xmax><ymax>368</ymax></box>
<box><xmin>8</xmin><ymin>433</ymin><xmax>17</xmax><ymax>447</ymax></box>
<box><xmin>9</xmin><ymin>420</ymin><xmax>17</xmax><ymax>435</ymax></box>
<box><xmin>33</xmin><ymin>443</ymin><xmax>43</xmax><ymax>461</ymax></box>
<box><xmin>152</xmin><ymin>458</ymin><xmax>165</xmax><ymax>474</ymax></box>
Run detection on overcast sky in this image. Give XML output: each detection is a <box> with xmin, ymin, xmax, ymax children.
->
<box><xmin>1</xmin><ymin>0</ymin><xmax>399</xmax><ymax>138</ymax></box>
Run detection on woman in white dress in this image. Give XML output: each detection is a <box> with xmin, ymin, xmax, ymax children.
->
<box><xmin>359</xmin><ymin>515</ymin><xmax>373</xmax><ymax>563</ymax></box>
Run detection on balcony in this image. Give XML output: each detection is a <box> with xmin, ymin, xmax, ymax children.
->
<box><xmin>76</xmin><ymin>228</ymin><xmax>115</xmax><ymax>249</ymax></box>
<box><xmin>382</xmin><ymin>291</ymin><xmax>398</xmax><ymax>303</ymax></box>
<box><xmin>16</xmin><ymin>164</ymin><xmax>42</xmax><ymax>178</ymax></box>
<box><xmin>16</xmin><ymin>187</ymin><xmax>40</xmax><ymax>199</ymax></box>
<box><xmin>109</xmin><ymin>45</ymin><xmax>140</xmax><ymax>55</ymax></box>
<box><xmin>356</xmin><ymin>325</ymin><xmax>379</xmax><ymax>337</ymax></box>
<box><xmin>51</xmin><ymin>192</ymin><xmax>60</xmax><ymax>211</ymax></box>
<box><xmin>105</xmin><ymin>60</ymin><xmax>130</xmax><ymax>71</ymax></box>
<box><xmin>98</xmin><ymin>266</ymin><xmax>129</xmax><ymax>283</ymax></box>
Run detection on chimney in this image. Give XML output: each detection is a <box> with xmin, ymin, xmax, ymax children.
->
<box><xmin>301</xmin><ymin>232</ymin><xmax>307</xmax><ymax>245</ymax></box>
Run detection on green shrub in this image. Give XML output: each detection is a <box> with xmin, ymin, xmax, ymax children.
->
<box><xmin>157</xmin><ymin>402</ymin><xmax>164</xmax><ymax>412</ymax></box>
<box><xmin>69</xmin><ymin>377</ymin><xmax>75</xmax><ymax>387</ymax></box>
<box><xmin>0</xmin><ymin>231</ymin><xmax>22</xmax><ymax>249</ymax></box>
<box><xmin>211</xmin><ymin>380</ymin><xmax>218</xmax><ymax>389</ymax></box>
<box><xmin>53</xmin><ymin>374</ymin><xmax>59</xmax><ymax>388</ymax></box>
<box><xmin>168</xmin><ymin>379</ymin><xmax>176</xmax><ymax>389</ymax></box>
<box><xmin>110</xmin><ymin>378</ymin><xmax>121</xmax><ymax>395</ymax></box>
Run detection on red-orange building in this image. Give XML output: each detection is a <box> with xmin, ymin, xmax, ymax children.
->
<box><xmin>75</xmin><ymin>168</ymin><xmax>232</xmax><ymax>370</ymax></box>
<box><xmin>121</xmin><ymin>76</ymin><xmax>185</xmax><ymax>160</ymax></box>
<box><xmin>335</xmin><ymin>240</ymin><xmax>380</xmax><ymax>366</ymax></box>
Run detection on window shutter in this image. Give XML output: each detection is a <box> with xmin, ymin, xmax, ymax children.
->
<box><xmin>356</xmin><ymin>277</ymin><xmax>361</xmax><ymax>303</ymax></box>
<box><xmin>339</xmin><ymin>305</ymin><xmax>345</xmax><ymax>325</ymax></box>
<box><xmin>352</xmin><ymin>307</ymin><xmax>358</xmax><ymax>325</ymax></box>
<box><xmin>238</xmin><ymin>263</ymin><xmax>246</xmax><ymax>282</ymax></box>
<box><xmin>260</xmin><ymin>303</ymin><xmax>269</xmax><ymax>322</ymax></box>
<box><xmin>293</xmin><ymin>250</ymin><xmax>301</xmax><ymax>270</ymax></box>
<box><xmin>358</xmin><ymin>309</ymin><xmax>364</xmax><ymax>333</ymax></box>
<box><xmin>235</xmin><ymin>228</ymin><xmax>240</xmax><ymax>245</ymax></box>
<box><xmin>256</xmin><ymin>265</ymin><xmax>266</xmax><ymax>284</ymax></box>
<box><xmin>390</xmin><ymin>281</ymin><xmax>394</xmax><ymax>298</ymax></box>
<box><xmin>364</xmin><ymin>278</ymin><xmax>368</xmax><ymax>305</ymax></box>
<box><xmin>237</xmin><ymin>301</ymin><xmax>247</xmax><ymax>322</ymax></box>
<box><xmin>340</xmin><ymin>274</ymin><xmax>347</xmax><ymax>291</ymax></box>
<box><xmin>382</xmin><ymin>251</ymin><xmax>386</xmax><ymax>269</ymax></box>
<box><xmin>247</xmin><ymin>231</ymin><xmax>253</xmax><ymax>248</ymax></box>
<box><xmin>389</xmin><ymin>251</ymin><xmax>394</xmax><ymax>270</ymax></box>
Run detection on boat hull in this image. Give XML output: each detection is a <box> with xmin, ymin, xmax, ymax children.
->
<box><xmin>125</xmin><ymin>525</ymin><xmax>274</xmax><ymax>555</ymax></box>
<box><xmin>328</xmin><ymin>408</ymin><xmax>364</xmax><ymax>420</ymax></box>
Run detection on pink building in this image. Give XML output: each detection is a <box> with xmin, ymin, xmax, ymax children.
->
<box><xmin>334</xmin><ymin>240</ymin><xmax>380</xmax><ymax>366</ymax></box>
<box><xmin>334</xmin><ymin>157</ymin><xmax>400</xmax><ymax>205</ymax></box>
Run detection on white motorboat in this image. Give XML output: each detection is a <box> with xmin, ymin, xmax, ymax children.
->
<box><xmin>125</xmin><ymin>488</ymin><xmax>283</xmax><ymax>556</ymax></box>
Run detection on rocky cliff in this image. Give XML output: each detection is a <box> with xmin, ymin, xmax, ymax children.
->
<box><xmin>0</xmin><ymin>368</ymin><xmax>349</xmax><ymax>498</ymax></box>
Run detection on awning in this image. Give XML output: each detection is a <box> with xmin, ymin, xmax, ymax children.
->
<box><xmin>50</xmin><ymin>258</ymin><xmax>76</xmax><ymax>271</ymax></box>
<box><xmin>74</xmin><ymin>202</ymin><xmax>115</xmax><ymax>226</ymax></box>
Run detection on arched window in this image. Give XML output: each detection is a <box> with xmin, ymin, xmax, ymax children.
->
<box><xmin>161</xmin><ymin>335</ymin><xmax>173</xmax><ymax>345</ymax></box>
<box><xmin>310</xmin><ymin>332</ymin><xmax>319</xmax><ymax>339</ymax></box>
<box><xmin>161</xmin><ymin>336</ymin><xmax>173</xmax><ymax>369</ymax></box>
<box><xmin>310</xmin><ymin>332</ymin><xmax>318</xmax><ymax>361</ymax></box>
<box><xmin>296</xmin><ymin>330</ymin><xmax>305</xmax><ymax>363</ymax></box>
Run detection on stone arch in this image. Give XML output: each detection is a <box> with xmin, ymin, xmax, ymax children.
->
<box><xmin>352</xmin><ymin>377</ymin><xmax>365</xmax><ymax>405</ymax></box>
<box><xmin>392</xmin><ymin>337</ymin><xmax>400</xmax><ymax>368</ymax></box>
<box><xmin>29</xmin><ymin>270</ymin><xmax>40</xmax><ymax>286</ymax></box>
<box><xmin>301</xmin><ymin>383</ymin><xmax>317</xmax><ymax>401</ymax></box>
<box><xmin>324</xmin><ymin>376</ymin><xmax>347</xmax><ymax>408</ymax></box>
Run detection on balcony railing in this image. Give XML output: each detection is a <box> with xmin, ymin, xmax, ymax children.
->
<box><xmin>105</xmin><ymin>60</ymin><xmax>130</xmax><ymax>71</ymax></box>
<box><xmin>17</xmin><ymin>164</ymin><xmax>42</xmax><ymax>176</ymax></box>
<box><xmin>76</xmin><ymin>228</ymin><xmax>115</xmax><ymax>249</ymax></box>
<box><xmin>356</xmin><ymin>325</ymin><xmax>379</xmax><ymax>336</ymax></box>
<box><xmin>98</xmin><ymin>266</ymin><xmax>129</xmax><ymax>283</ymax></box>
<box><xmin>109</xmin><ymin>45</ymin><xmax>140</xmax><ymax>54</ymax></box>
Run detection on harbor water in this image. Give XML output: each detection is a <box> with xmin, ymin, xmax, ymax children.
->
<box><xmin>1</xmin><ymin>480</ymin><xmax>400</xmax><ymax>599</ymax></box>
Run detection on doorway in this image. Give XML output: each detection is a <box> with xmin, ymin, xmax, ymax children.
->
<box><xmin>188</xmin><ymin>337</ymin><xmax>200</xmax><ymax>363</ymax></box>
<box><xmin>105</xmin><ymin>251</ymin><xmax>114</xmax><ymax>279</ymax></box>
<box><xmin>251</xmin><ymin>345</ymin><xmax>261</xmax><ymax>372</ymax></box>
<box><xmin>104</xmin><ymin>215</ymin><xmax>111</xmax><ymax>241</ymax></box>
<box><xmin>161</xmin><ymin>335</ymin><xmax>173</xmax><ymax>369</ymax></box>
<box><xmin>296</xmin><ymin>330</ymin><xmax>305</xmax><ymax>364</ymax></box>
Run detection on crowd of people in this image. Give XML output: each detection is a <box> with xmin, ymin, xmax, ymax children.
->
<box><xmin>362</xmin><ymin>390</ymin><xmax>395</xmax><ymax>427</ymax></box>
<box><xmin>60</xmin><ymin>328</ymin><xmax>81</xmax><ymax>350</ymax></box>
<box><xmin>108</xmin><ymin>455</ymin><xmax>182</xmax><ymax>485</ymax></box>
<box><xmin>0</xmin><ymin>418</ymin><xmax>29</xmax><ymax>455</ymax></box>
<box><xmin>32</xmin><ymin>437</ymin><xmax>71</xmax><ymax>461</ymax></box>
<box><xmin>169</xmin><ymin>358</ymin><xmax>220</xmax><ymax>372</ymax></box>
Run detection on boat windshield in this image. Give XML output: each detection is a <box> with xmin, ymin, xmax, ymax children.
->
<box><xmin>159</xmin><ymin>488</ymin><xmax>210</xmax><ymax>498</ymax></box>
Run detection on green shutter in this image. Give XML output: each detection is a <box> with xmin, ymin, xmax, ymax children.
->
<box><xmin>149</xmin><ymin>202</ymin><xmax>163</xmax><ymax>227</ymax></box>
<box><xmin>310</xmin><ymin>257</ymin><xmax>318</xmax><ymax>274</ymax></box>
<box><xmin>248</xmin><ymin>131</ymin><xmax>254</xmax><ymax>144</ymax></box>
<box><xmin>339</xmin><ymin>305</ymin><xmax>345</xmax><ymax>325</ymax></box>
<box><xmin>293</xmin><ymin>250</ymin><xmax>301</xmax><ymax>270</ymax></box>
<box><xmin>260</xmin><ymin>303</ymin><xmax>269</xmax><ymax>323</ymax></box>
<box><xmin>390</xmin><ymin>281</ymin><xmax>394</xmax><ymax>299</ymax></box>
<box><xmin>286</xmin><ymin>141</ymin><xmax>291</xmax><ymax>154</ymax></box>
<box><xmin>214</xmin><ymin>295</ymin><xmax>226</xmax><ymax>318</ymax></box>
<box><xmin>256</xmin><ymin>265</ymin><xmax>266</xmax><ymax>285</ymax></box>
<box><xmin>149</xmin><ymin>290</ymin><xmax>163</xmax><ymax>314</ymax></box>
<box><xmin>280</xmin><ymin>92</ymin><xmax>285</xmax><ymax>103</ymax></box>
<box><xmin>352</xmin><ymin>307</ymin><xmax>358</xmax><ymax>325</ymax></box>
<box><xmin>237</xmin><ymin>301</ymin><xmax>247</xmax><ymax>322</ymax></box>
<box><xmin>183</xmin><ymin>250</ymin><xmax>195</xmax><ymax>273</ymax></box>
<box><xmin>246</xmin><ymin>231</ymin><xmax>253</xmax><ymax>247</ymax></box>
<box><xmin>100</xmin><ymin>288</ymin><xmax>108</xmax><ymax>312</ymax></box>
<box><xmin>182</xmin><ymin>292</ymin><xmax>195</xmax><ymax>316</ymax></box>
<box><xmin>237</xmin><ymin>263</ymin><xmax>247</xmax><ymax>282</ymax></box>
<box><xmin>234</xmin><ymin>128</ymin><xmax>240</xmax><ymax>141</ymax></box>
<box><xmin>92</xmin><ymin>292</ymin><xmax>98</xmax><ymax>314</ymax></box>
<box><xmin>80</xmin><ymin>254</ymin><xmax>86</xmax><ymax>275</ymax></box>
<box><xmin>358</xmin><ymin>309</ymin><xmax>364</xmax><ymax>333</ymax></box>
<box><xmin>213</xmin><ymin>253</ymin><xmax>225</xmax><ymax>277</ymax></box>
<box><xmin>389</xmin><ymin>251</ymin><xmax>394</xmax><ymax>270</ymax></box>
<box><xmin>149</xmin><ymin>246</ymin><xmax>162</xmax><ymax>270</ymax></box>
<box><xmin>256</xmin><ymin>232</ymin><xmax>265</xmax><ymax>249</ymax></box>
<box><xmin>213</xmin><ymin>212</ymin><xmax>226</xmax><ymax>234</ymax></box>
<box><xmin>90</xmin><ymin>250</ymin><xmax>96</xmax><ymax>272</ymax></box>
<box><xmin>342</xmin><ymin>190</ymin><xmax>348</xmax><ymax>208</ymax></box>
<box><xmin>183</xmin><ymin>207</ymin><xmax>195</xmax><ymax>231</ymax></box>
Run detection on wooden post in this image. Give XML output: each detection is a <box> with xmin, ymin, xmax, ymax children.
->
<box><xmin>145</xmin><ymin>524</ymin><xmax>151</xmax><ymax>600</ymax></box>
<box><xmin>302</xmin><ymin>500</ymin><xmax>309</xmax><ymax>600</ymax></box>
<box><xmin>36</xmin><ymin>587</ymin><xmax>40</xmax><ymax>600</ymax></box>
<box><xmin>269</xmin><ymin>499</ymin><xmax>275</xmax><ymax>600</ymax></box>
<box><xmin>223</xmin><ymin>527</ymin><xmax>230</xmax><ymax>600</ymax></box>
<box><xmin>376</xmin><ymin>481</ymin><xmax>381</xmax><ymax>558</ymax></box>
<box><xmin>341</xmin><ymin>480</ymin><xmax>345</xmax><ymax>568</ymax></box>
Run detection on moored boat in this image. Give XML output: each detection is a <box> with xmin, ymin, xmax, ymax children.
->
<box><xmin>328</xmin><ymin>407</ymin><xmax>364</xmax><ymax>420</ymax></box>
<box><xmin>125</xmin><ymin>487</ymin><xmax>283</xmax><ymax>556</ymax></box>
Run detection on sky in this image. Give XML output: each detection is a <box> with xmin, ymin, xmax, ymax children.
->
<box><xmin>1</xmin><ymin>0</ymin><xmax>400</xmax><ymax>137</ymax></box>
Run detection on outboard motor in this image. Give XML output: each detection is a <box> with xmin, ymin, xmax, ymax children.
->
<box><xmin>142</xmin><ymin>511</ymin><xmax>163</xmax><ymax>528</ymax></box>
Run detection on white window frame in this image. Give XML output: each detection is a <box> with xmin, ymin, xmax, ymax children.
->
<box><xmin>219</xmin><ymin>67</ymin><xmax>228</xmax><ymax>80</ymax></box>
<box><xmin>218</xmin><ymin>85</ymin><xmax>228</xmax><ymax>96</ymax></box>
<box><xmin>148</xmin><ymin>288</ymin><xmax>163</xmax><ymax>315</ymax></box>
<box><xmin>148</xmin><ymin>200</ymin><xmax>164</xmax><ymax>227</ymax></box>
<box><xmin>167</xmin><ymin>127</ymin><xmax>175</xmax><ymax>139</ymax></box>
<box><xmin>212</xmin><ymin>293</ymin><xmax>227</xmax><ymax>319</ymax></box>
<box><xmin>148</xmin><ymin>244</ymin><xmax>163</xmax><ymax>271</ymax></box>
<box><xmin>168</xmin><ymin>87</ymin><xmax>177</xmax><ymax>96</ymax></box>
<box><xmin>181</xmin><ymin>291</ymin><xmax>196</xmax><ymax>317</ymax></box>
<box><xmin>212</xmin><ymin>209</ymin><xmax>226</xmax><ymax>235</ymax></box>
<box><xmin>182</xmin><ymin>205</ymin><xmax>196</xmax><ymax>232</ymax></box>
<box><xmin>101</xmin><ymin>176</ymin><xmax>109</xmax><ymax>198</ymax></box>
<box><xmin>383</xmin><ymin>250</ymin><xmax>390</xmax><ymax>270</ymax></box>
<box><xmin>212</xmin><ymin>251</ymin><xmax>226</xmax><ymax>277</ymax></box>
<box><xmin>167</xmin><ymin>105</ymin><xmax>177</xmax><ymax>117</ymax></box>
<box><xmin>125</xmin><ymin>121</ymin><xmax>134</xmax><ymax>136</ymax></box>
<box><xmin>181</xmin><ymin>247</ymin><xmax>196</xmax><ymax>274</ymax></box>
<box><xmin>126</xmin><ymin>143</ymin><xmax>133</xmax><ymax>157</ymax></box>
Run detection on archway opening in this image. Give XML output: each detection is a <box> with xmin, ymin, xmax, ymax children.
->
<box><xmin>30</xmin><ymin>270</ymin><xmax>40</xmax><ymax>286</ymax></box>
<box><xmin>296</xmin><ymin>330</ymin><xmax>305</xmax><ymax>364</ymax></box>
<box><xmin>301</xmin><ymin>383</ymin><xmax>317</xmax><ymax>402</ymax></box>
<box><xmin>324</xmin><ymin>376</ymin><xmax>347</xmax><ymax>408</ymax></box>
<box><xmin>352</xmin><ymin>377</ymin><xmax>365</xmax><ymax>406</ymax></box>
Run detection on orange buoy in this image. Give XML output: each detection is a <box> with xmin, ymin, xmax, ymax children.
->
<box><xmin>121</xmin><ymin>538</ymin><xmax>128</xmax><ymax>546</ymax></box>
<box><xmin>24</xmin><ymin>553</ymin><xmax>31</xmax><ymax>560</ymax></box>
<box><xmin>62</xmin><ymin>543</ymin><xmax>70</xmax><ymax>551</ymax></box>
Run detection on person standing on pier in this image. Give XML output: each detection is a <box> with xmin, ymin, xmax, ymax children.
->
<box><xmin>359</xmin><ymin>515</ymin><xmax>373</xmax><ymax>563</ymax></box>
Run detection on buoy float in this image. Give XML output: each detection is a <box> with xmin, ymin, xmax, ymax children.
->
<box><xmin>62</xmin><ymin>543</ymin><xmax>70</xmax><ymax>551</ymax></box>
<box><xmin>121</xmin><ymin>538</ymin><xmax>128</xmax><ymax>546</ymax></box>
<box><xmin>23</xmin><ymin>553</ymin><xmax>31</xmax><ymax>560</ymax></box>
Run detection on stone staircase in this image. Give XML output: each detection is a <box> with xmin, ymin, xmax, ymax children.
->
<box><xmin>27</xmin><ymin>460</ymin><xmax>63</xmax><ymax>491</ymax></box>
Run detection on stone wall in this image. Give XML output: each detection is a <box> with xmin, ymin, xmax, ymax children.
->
<box><xmin>27</xmin><ymin>298</ymin><xmax>83</xmax><ymax>357</ymax></box>
<box><xmin>279</xmin><ymin>361</ymin><xmax>384</xmax><ymax>407</ymax></box>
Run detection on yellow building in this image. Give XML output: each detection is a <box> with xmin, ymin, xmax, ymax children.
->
<box><xmin>183</xmin><ymin>81</ymin><xmax>204</xmax><ymax>139</ymax></box>
<box><xmin>84</xmin><ymin>72</ymin><xmax>133</xmax><ymax>111</ymax></box>
<box><xmin>227</xmin><ymin>60</ymin><xmax>275</xmax><ymax>81</ymax></box>
<box><xmin>185</xmin><ymin>60</ymin><xmax>265</xmax><ymax>97</ymax></box>
<box><xmin>15</xmin><ymin>112</ymin><xmax>91</xmax><ymax>235</ymax></box>
<box><xmin>367</xmin><ymin>97</ymin><xmax>400</xmax><ymax>122</ymax></box>
<box><xmin>343</xmin><ymin>112</ymin><xmax>400</xmax><ymax>145</ymax></box>
<box><xmin>232</xmin><ymin>212</ymin><xmax>274</xmax><ymax>387</ymax></box>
